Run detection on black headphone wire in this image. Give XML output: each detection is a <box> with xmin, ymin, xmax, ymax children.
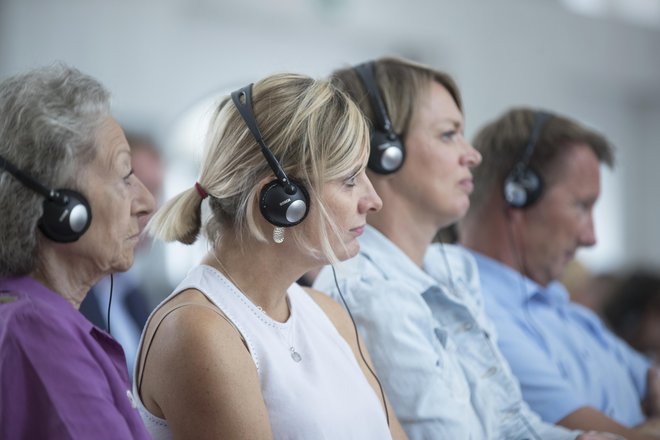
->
<box><xmin>106</xmin><ymin>273</ymin><xmax>114</xmax><ymax>335</ymax></box>
<box><xmin>331</xmin><ymin>265</ymin><xmax>390</xmax><ymax>427</ymax></box>
<box><xmin>502</xmin><ymin>208</ymin><xmax>543</xmax><ymax>440</ymax></box>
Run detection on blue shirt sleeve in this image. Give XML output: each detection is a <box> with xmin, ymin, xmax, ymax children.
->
<box><xmin>486</xmin><ymin>302</ymin><xmax>590</xmax><ymax>423</ymax></box>
<box><xmin>572</xmin><ymin>304</ymin><xmax>651</xmax><ymax>399</ymax></box>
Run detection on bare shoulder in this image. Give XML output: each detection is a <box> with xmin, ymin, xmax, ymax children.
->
<box><xmin>145</xmin><ymin>288</ymin><xmax>245</xmax><ymax>355</ymax></box>
<box><xmin>139</xmin><ymin>289</ymin><xmax>272</xmax><ymax>438</ymax></box>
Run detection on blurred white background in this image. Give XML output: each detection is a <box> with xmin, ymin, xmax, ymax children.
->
<box><xmin>2</xmin><ymin>0</ymin><xmax>659</xmax><ymax>285</ymax></box>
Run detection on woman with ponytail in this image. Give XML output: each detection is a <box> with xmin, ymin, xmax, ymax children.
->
<box><xmin>133</xmin><ymin>72</ymin><xmax>406</xmax><ymax>440</ymax></box>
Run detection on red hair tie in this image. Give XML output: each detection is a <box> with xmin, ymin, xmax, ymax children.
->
<box><xmin>194</xmin><ymin>182</ymin><xmax>208</xmax><ymax>199</ymax></box>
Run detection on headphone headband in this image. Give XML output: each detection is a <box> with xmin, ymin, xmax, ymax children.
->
<box><xmin>518</xmin><ymin>111</ymin><xmax>551</xmax><ymax>169</ymax></box>
<box><xmin>353</xmin><ymin>61</ymin><xmax>405</xmax><ymax>174</ymax></box>
<box><xmin>503</xmin><ymin>111</ymin><xmax>552</xmax><ymax>209</ymax></box>
<box><xmin>0</xmin><ymin>152</ymin><xmax>91</xmax><ymax>242</ymax></box>
<box><xmin>231</xmin><ymin>84</ymin><xmax>296</xmax><ymax>195</ymax></box>
<box><xmin>0</xmin><ymin>154</ymin><xmax>68</xmax><ymax>205</ymax></box>
<box><xmin>230</xmin><ymin>83</ymin><xmax>310</xmax><ymax>228</ymax></box>
<box><xmin>355</xmin><ymin>62</ymin><xmax>395</xmax><ymax>137</ymax></box>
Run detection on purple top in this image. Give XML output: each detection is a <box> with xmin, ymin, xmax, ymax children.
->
<box><xmin>0</xmin><ymin>276</ymin><xmax>151</xmax><ymax>439</ymax></box>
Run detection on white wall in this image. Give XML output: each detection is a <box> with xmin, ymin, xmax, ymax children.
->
<box><xmin>2</xmin><ymin>0</ymin><xmax>660</xmax><ymax>275</ymax></box>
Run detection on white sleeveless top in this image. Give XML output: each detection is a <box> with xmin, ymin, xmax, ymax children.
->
<box><xmin>133</xmin><ymin>265</ymin><xmax>391</xmax><ymax>440</ymax></box>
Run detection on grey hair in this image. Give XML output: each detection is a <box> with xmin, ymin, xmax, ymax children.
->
<box><xmin>0</xmin><ymin>63</ymin><xmax>111</xmax><ymax>276</ymax></box>
<box><xmin>149</xmin><ymin>73</ymin><xmax>370</xmax><ymax>265</ymax></box>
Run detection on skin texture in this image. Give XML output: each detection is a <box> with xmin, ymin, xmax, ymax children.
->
<box><xmin>32</xmin><ymin>117</ymin><xmax>156</xmax><ymax>308</ymax></box>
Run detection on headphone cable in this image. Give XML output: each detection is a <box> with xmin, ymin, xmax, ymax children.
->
<box><xmin>331</xmin><ymin>265</ymin><xmax>390</xmax><ymax>427</ymax></box>
<box><xmin>106</xmin><ymin>273</ymin><xmax>114</xmax><ymax>335</ymax></box>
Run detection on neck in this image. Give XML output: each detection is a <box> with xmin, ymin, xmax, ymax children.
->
<box><xmin>205</xmin><ymin>231</ymin><xmax>310</xmax><ymax>322</ymax></box>
<box><xmin>31</xmin><ymin>246</ymin><xmax>101</xmax><ymax>309</ymax></box>
<box><xmin>459</xmin><ymin>204</ymin><xmax>521</xmax><ymax>272</ymax></box>
<box><xmin>368</xmin><ymin>189</ymin><xmax>444</xmax><ymax>267</ymax></box>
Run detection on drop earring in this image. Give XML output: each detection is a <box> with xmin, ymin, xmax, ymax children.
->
<box><xmin>273</xmin><ymin>226</ymin><xmax>285</xmax><ymax>244</ymax></box>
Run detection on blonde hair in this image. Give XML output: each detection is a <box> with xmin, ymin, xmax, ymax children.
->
<box><xmin>149</xmin><ymin>73</ymin><xmax>370</xmax><ymax>264</ymax></box>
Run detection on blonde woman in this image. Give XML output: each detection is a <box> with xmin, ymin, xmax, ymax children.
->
<box><xmin>133</xmin><ymin>73</ymin><xmax>406</xmax><ymax>440</ymax></box>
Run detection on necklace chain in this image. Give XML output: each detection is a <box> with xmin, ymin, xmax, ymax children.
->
<box><xmin>211</xmin><ymin>251</ymin><xmax>302</xmax><ymax>363</ymax></box>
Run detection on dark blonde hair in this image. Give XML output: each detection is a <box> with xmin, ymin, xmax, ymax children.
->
<box><xmin>330</xmin><ymin>56</ymin><xmax>462</xmax><ymax>143</ymax></box>
<box><xmin>149</xmin><ymin>73</ymin><xmax>370</xmax><ymax>264</ymax></box>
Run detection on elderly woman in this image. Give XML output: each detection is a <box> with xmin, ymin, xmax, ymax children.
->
<box><xmin>0</xmin><ymin>65</ymin><xmax>155</xmax><ymax>439</ymax></box>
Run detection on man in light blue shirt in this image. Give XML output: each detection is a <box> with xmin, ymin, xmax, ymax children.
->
<box><xmin>314</xmin><ymin>57</ymin><xmax>598</xmax><ymax>440</ymax></box>
<box><xmin>460</xmin><ymin>108</ymin><xmax>660</xmax><ymax>439</ymax></box>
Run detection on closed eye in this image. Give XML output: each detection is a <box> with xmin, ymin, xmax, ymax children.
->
<box><xmin>124</xmin><ymin>169</ymin><xmax>134</xmax><ymax>184</ymax></box>
<box><xmin>343</xmin><ymin>167</ymin><xmax>362</xmax><ymax>188</ymax></box>
<box><xmin>441</xmin><ymin>130</ymin><xmax>460</xmax><ymax>142</ymax></box>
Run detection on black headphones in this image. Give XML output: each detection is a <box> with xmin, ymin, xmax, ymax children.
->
<box><xmin>503</xmin><ymin>111</ymin><xmax>552</xmax><ymax>209</ymax></box>
<box><xmin>230</xmin><ymin>84</ymin><xmax>310</xmax><ymax>227</ymax></box>
<box><xmin>0</xmin><ymin>153</ymin><xmax>92</xmax><ymax>242</ymax></box>
<box><xmin>354</xmin><ymin>62</ymin><xmax>405</xmax><ymax>174</ymax></box>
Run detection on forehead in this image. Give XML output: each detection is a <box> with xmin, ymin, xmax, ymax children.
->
<box><xmin>547</xmin><ymin>143</ymin><xmax>601</xmax><ymax>194</ymax></box>
<box><xmin>411</xmin><ymin>81</ymin><xmax>463</xmax><ymax>127</ymax></box>
<box><xmin>94</xmin><ymin>117</ymin><xmax>130</xmax><ymax>164</ymax></box>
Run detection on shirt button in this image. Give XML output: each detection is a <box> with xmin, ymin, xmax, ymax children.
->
<box><xmin>482</xmin><ymin>366</ymin><xmax>498</xmax><ymax>378</ymax></box>
<box><xmin>462</xmin><ymin>322</ymin><xmax>473</xmax><ymax>331</ymax></box>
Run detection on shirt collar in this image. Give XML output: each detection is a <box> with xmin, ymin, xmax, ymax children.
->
<box><xmin>465</xmin><ymin>249</ymin><xmax>569</xmax><ymax>307</ymax></box>
<box><xmin>357</xmin><ymin>225</ymin><xmax>437</xmax><ymax>295</ymax></box>
<box><xmin>0</xmin><ymin>275</ymin><xmax>94</xmax><ymax>333</ymax></box>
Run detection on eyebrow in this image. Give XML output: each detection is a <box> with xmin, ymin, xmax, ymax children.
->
<box><xmin>346</xmin><ymin>165</ymin><xmax>364</xmax><ymax>179</ymax></box>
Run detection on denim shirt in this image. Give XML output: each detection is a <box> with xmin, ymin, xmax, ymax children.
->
<box><xmin>470</xmin><ymin>250</ymin><xmax>650</xmax><ymax>426</ymax></box>
<box><xmin>314</xmin><ymin>226</ymin><xmax>577</xmax><ymax>440</ymax></box>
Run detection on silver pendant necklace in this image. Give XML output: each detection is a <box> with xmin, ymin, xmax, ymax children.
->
<box><xmin>213</xmin><ymin>252</ymin><xmax>302</xmax><ymax>363</ymax></box>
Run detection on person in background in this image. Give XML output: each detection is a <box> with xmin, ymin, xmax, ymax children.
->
<box><xmin>459</xmin><ymin>107</ymin><xmax>660</xmax><ymax>439</ymax></box>
<box><xmin>0</xmin><ymin>64</ymin><xmax>155</xmax><ymax>439</ymax></box>
<box><xmin>314</xmin><ymin>56</ymin><xmax>608</xmax><ymax>439</ymax></box>
<box><xmin>605</xmin><ymin>270</ymin><xmax>660</xmax><ymax>362</ymax></box>
<box><xmin>134</xmin><ymin>72</ymin><xmax>407</xmax><ymax>439</ymax></box>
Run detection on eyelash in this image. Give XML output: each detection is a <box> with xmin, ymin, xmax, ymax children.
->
<box><xmin>345</xmin><ymin>175</ymin><xmax>357</xmax><ymax>187</ymax></box>
<box><xmin>124</xmin><ymin>169</ymin><xmax>134</xmax><ymax>184</ymax></box>
<box><xmin>441</xmin><ymin>131</ymin><xmax>458</xmax><ymax>142</ymax></box>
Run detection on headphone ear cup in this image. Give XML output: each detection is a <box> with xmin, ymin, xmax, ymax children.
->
<box><xmin>38</xmin><ymin>189</ymin><xmax>92</xmax><ymax>243</ymax></box>
<box><xmin>368</xmin><ymin>129</ymin><xmax>405</xmax><ymax>175</ymax></box>
<box><xmin>503</xmin><ymin>167</ymin><xmax>543</xmax><ymax>209</ymax></box>
<box><xmin>259</xmin><ymin>179</ymin><xmax>310</xmax><ymax>227</ymax></box>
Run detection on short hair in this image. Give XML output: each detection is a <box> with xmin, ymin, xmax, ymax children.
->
<box><xmin>469</xmin><ymin>108</ymin><xmax>615</xmax><ymax>214</ymax></box>
<box><xmin>330</xmin><ymin>56</ymin><xmax>462</xmax><ymax>143</ymax></box>
<box><xmin>0</xmin><ymin>64</ymin><xmax>111</xmax><ymax>276</ymax></box>
<box><xmin>148</xmin><ymin>73</ymin><xmax>370</xmax><ymax>265</ymax></box>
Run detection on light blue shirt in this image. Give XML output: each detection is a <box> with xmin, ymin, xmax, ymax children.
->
<box><xmin>469</xmin><ymin>249</ymin><xmax>649</xmax><ymax>426</ymax></box>
<box><xmin>314</xmin><ymin>226</ymin><xmax>577</xmax><ymax>440</ymax></box>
